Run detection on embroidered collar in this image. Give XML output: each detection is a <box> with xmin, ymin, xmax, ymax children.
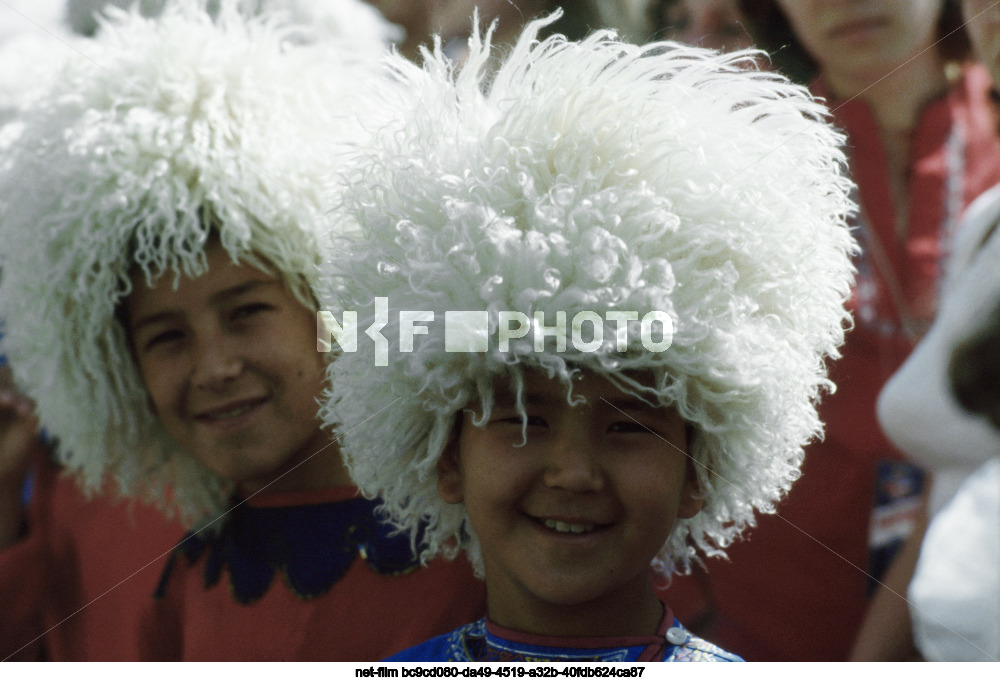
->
<box><xmin>445</xmin><ymin>614</ymin><xmax>739</xmax><ymax>662</ymax></box>
<box><xmin>472</xmin><ymin>609</ymin><xmax>672</xmax><ymax>662</ymax></box>
<box><xmin>154</xmin><ymin>493</ymin><xmax>421</xmax><ymax>603</ymax></box>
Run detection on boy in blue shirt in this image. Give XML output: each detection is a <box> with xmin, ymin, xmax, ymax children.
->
<box><xmin>321</xmin><ymin>12</ymin><xmax>856</xmax><ymax>662</ymax></box>
<box><xmin>0</xmin><ymin>1</ymin><xmax>485</xmax><ymax>660</ymax></box>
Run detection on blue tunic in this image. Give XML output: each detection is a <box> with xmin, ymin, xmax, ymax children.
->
<box><xmin>388</xmin><ymin>613</ymin><xmax>742</xmax><ymax>662</ymax></box>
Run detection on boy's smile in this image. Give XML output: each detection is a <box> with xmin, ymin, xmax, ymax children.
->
<box><xmin>437</xmin><ymin>370</ymin><xmax>703</xmax><ymax>637</ymax></box>
<box><xmin>125</xmin><ymin>241</ymin><xmax>348</xmax><ymax>495</ymax></box>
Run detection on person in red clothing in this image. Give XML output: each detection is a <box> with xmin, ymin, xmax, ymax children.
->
<box><xmin>656</xmin><ymin>0</ymin><xmax>1000</xmax><ymax>661</ymax></box>
<box><xmin>856</xmin><ymin>0</ymin><xmax>1000</xmax><ymax>660</ymax></box>
<box><xmin>0</xmin><ymin>0</ymin><xmax>484</xmax><ymax>661</ymax></box>
<box><xmin>0</xmin><ymin>442</ymin><xmax>186</xmax><ymax>661</ymax></box>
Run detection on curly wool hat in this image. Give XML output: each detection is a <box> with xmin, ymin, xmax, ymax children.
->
<box><xmin>65</xmin><ymin>0</ymin><xmax>403</xmax><ymax>52</ymax></box>
<box><xmin>243</xmin><ymin>0</ymin><xmax>404</xmax><ymax>50</ymax></box>
<box><xmin>320</xmin><ymin>14</ymin><xmax>857</xmax><ymax>576</ymax></box>
<box><xmin>0</xmin><ymin>0</ymin><xmax>384</xmax><ymax>524</ymax></box>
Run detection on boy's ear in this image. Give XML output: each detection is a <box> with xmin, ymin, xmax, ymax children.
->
<box><xmin>436</xmin><ymin>428</ymin><xmax>464</xmax><ymax>505</ymax></box>
<box><xmin>676</xmin><ymin>430</ymin><xmax>704</xmax><ymax>520</ymax></box>
<box><xmin>677</xmin><ymin>464</ymin><xmax>704</xmax><ymax>519</ymax></box>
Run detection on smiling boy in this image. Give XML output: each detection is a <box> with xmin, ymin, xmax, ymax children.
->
<box><xmin>0</xmin><ymin>1</ymin><xmax>484</xmax><ymax>660</ymax></box>
<box><xmin>320</xmin><ymin>13</ymin><xmax>857</xmax><ymax>662</ymax></box>
<box><xmin>437</xmin><ymin>371</ymin><xmax>702</xmax><ymax>642</ymax></box>
<box><xmin>124</xmin><ymin>241</ymin><xmax>343</xmax><ymax>496</ymax></box>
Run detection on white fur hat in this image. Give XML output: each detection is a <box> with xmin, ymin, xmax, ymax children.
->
<box><xmin>0</xmin><ymin>2</ymin><xmax>83</xmax><ymax>127</ymax></box>
<box><xmin>321</xmin><ymin>14</ymin><xmax>857</xmax><ymax>575</ymax></box>
<box><xmin>0</xmin><ymin>0</ymin><xmax>382</xmax><ymax>523</ymax></box>
<box><xmin>65</xmin><ymin>0</ymin><xmax>402</xmax><ymax>50</ymax></box>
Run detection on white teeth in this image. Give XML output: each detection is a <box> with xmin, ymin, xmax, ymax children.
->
<box><xmin>543</xmin><ymin>519</ymin><xmax>595</xmax><ymax>534</ymax></box>
<box><xmin>209</xmin><ymin>404</ymin><xmax>254</xmax><ymax>420</ymax></box>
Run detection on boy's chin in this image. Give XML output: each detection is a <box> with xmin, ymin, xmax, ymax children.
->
<box><xmin>495</xmin><ymin>568</ymin><xmax>654</xmax><ymax>612</ymax></box>
<box><xmin>487</xmin><ymin>569</ymin><xmax>664</xmax><ymax>638</ymax></box>
<box><xmin>187</xmin><ymin>440</ymin><xmax>291</xmax><ymax>492</ymax></box>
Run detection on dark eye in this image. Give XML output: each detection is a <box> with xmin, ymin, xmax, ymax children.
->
<box><xmin>608</xmin><ymin>421</ymin><xmax>656</xmax><ymax>435</ymax></box>
<box><xmin>232</xmin><ymin>302</ymin><xmax>272</xmax><ymax>320</ymax></box>
<box><xmin>143</xmin><ymin>329</ymin><xmax>184</xmax><ymax>351</ymax></box>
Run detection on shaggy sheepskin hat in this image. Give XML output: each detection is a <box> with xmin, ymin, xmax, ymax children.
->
<box><xmin>0</xmin><ymin>0</ymin><xmax>384</xmax><ymax>523</ymax></box>
<box><xmin>65</xmin><ymin>0</ymin><xmax>402</xmax><ymax>52</ymax></box>
<box><xmin>0</xmin><ymin>2</ymin><xmax>83</xmax><ymax>126</ymax></box>
<box><xmin>321</xmin><ymin>14</ymin><xmax>857</xmax><ymax>575</ymax></box>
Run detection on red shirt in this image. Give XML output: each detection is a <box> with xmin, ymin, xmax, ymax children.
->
<box><xmin>141</xmin><ymin>485</ymin><xmax>487</xmax><ymax>661</ymax></box>
<box><xmin>1</xmin><ymin>460</ymin><xmax>486</xmax><ymax>661</ymax></box>
<box><xmin>0</xmin><ymin>455</ymin><xmax>184</xmax><ymax>661</ymax></box>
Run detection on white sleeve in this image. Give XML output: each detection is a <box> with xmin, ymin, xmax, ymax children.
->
<box><xmin>877</xmin><ymin>192</ymin><xmax>1000</xmax><ymax>513</ymax></box>
<box><xmin>908</xmin><ymin>458</ymin><xmax>1000</xmax><ymax>661</ymax></box>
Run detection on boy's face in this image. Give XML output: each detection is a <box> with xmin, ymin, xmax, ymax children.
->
<box><xmin>125</xmin><ymin>241</ymin><xmax>344</xmax><ymax>494</ymax></box>
<box><xmin>437</xmin><ymin>370</ymin><xmax>703</xmax><ymax>634</ymax></box>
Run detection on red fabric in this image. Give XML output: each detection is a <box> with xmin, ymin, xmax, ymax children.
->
<box><xmin>484</xmin><ymin>604</ymin><xmax>675</xmax><ymax>663</ymax></box>
<box><xmin>2</xmin><ymin>459</ymin><xmax>487</xmax><ymax>661</ymax></box>
<box><xmin>0</xmin><ymin>504</ymin><xmax>48</xmax><ymax>661</ymax></box>
<box><xmin>141</xmin><ymin>486</ymin><xmax>487</xmax><ymax>661</ymax></box>
<box><xmin>663</xmin><ymin>63</ymin><xmax>1000</xmax><ymax>661</ymax></box>
<box><xmin>0</xmin><ymin>454</ymin><xmax>185</xmax><ymax>661</ymax></box>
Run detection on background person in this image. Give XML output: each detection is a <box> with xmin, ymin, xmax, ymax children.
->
<box><xmin>862</xmin><ymin>3</ymin><xmax>1000</xmax><ymax>660</ymax></box>
<box><xmin>656</xmin><ymin>0</ymin><xmax>1000</xmax><ymax>660</ymax></box>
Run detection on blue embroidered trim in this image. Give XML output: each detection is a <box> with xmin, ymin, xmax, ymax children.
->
<box><xmin>154</xmin><ymin>496</ymin><xmax>421</xmax><ymax>603</ymax></box>
<box><xmin>390</xmin><ymin>618</ymin><xmax>743</xmax><ymax>662</ymax></box>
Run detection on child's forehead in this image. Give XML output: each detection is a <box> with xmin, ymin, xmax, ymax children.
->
<box><xmin>124</xmin><ymin>244</ymin><xmax>285</xmax><ymax>317</ymax></box>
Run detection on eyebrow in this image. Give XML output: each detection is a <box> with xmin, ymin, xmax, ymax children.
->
<box><xmin>130</xmin><ymin>279</ymin><xmax>276</xmax><ymax>334</ymax></box>
<box><xmin>208</xmin><ymin>279</ymin><xmax>276</xmax><ymax>306</ymax></box>
<box><xmin>497</xmin><ymin>389</ymin><xmax>658</xmax><ymax>414</ymax></box>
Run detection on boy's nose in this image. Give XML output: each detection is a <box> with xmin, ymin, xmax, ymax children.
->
<box><xmin>541</xmin><ymin>434</ymin><xmax>604</xmax><ymax>493</ymax></box>
<box><xmin>191</xmin><ymin>333</ymin><xmax>243</xmax><ymax>390</ymax></box>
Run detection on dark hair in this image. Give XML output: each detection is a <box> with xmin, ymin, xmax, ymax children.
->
<box><xmin>736</xmin><ymin>0</ymin><xmax>971</xmax><ymax>84</ymax></box>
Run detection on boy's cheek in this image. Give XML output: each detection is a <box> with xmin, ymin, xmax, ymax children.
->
<box><xmin>435</xmin><ymin>443</ymin><xmax>465</xmax><ymax>504</ymax></box>
<box><xmin>145</xmin><ymin>393</ymin><xmax>159</xmax><ymax>417</ymax></box>
<box><xmin>137</xmin><ymin>365</ymin><xmax>174</xmax><ymax>420</ymax></box>
<box><xmin>436</xmin><ymin>476</ymin><xmax>464</xmax><ymax>504</ymax></box>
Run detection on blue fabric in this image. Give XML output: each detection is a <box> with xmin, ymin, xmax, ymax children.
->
<box><xmin>20</xmin><ymin>469</ymin><xmax>34</xmax><ymax>506</ymax></box>
<box><xmin>155</xmin><ymin>496</ymin><xmax>421</xmax><ymax>603</ymax></box>
<box><xmin>388</xmin><ymin>618</ymin><xmax>742</xmax><ymax>662</ymax></box>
